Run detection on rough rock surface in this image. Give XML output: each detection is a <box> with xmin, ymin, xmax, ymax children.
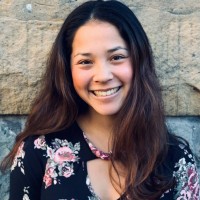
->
<box><xmin>0</xmin><ymin>116</ymin><xmax>26</xmax><ymax>200</ymax></box>
<box><xmin>0</xmin><ymin>116</ymin><xmax>199</xmax><ymax>200</ymax></box>
<box><xmin>0</xmin><ymin>0</ymin><xmax>200</xmax><ymax>115</ymax></box>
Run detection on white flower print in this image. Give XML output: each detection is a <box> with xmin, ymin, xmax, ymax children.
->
<box><xmin>23</xmin><ymin>186</ymin><xmax>30</xmax><ymax>200</ymax></box>
<box><xmin>23</xmin><ymin>194</ymin><xmax>30</xmax><ymax>200</ymax></box>
<box><xmin>47</xmin><ymin>146</ymin><xmax>54</xmax><ymax>159</ymax></box>
<box><xmin>88</xmin><ymin>197</ymin><xmax>99</xmax><ymax>200</ymax></box>
<box><xmin>11</xmin><ymin>141</ymin><xmax>25</xmax><ymax>174</ymax></box>
<box><xmin>86</xmin><ymin>175</ymin><xmax>101</xmax><ymax>200</ymax></box>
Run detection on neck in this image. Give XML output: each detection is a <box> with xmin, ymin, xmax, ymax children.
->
<box><xmin>81</xmin><ymin>109</ymin><xmax>115</xmax><ymax>133</ymax></box>
<box><xmin>77</xmin><ymin>109</ymin><xmax>115</xmax><ymax>152</ymax></box>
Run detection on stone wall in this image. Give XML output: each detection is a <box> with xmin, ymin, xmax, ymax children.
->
<box><xmin>0</xmin><ymin>0</ymin><xmax>200</xmax><ymax>199</ymax></box>
<box><xmin>0</xmin><ymin>0</ymin><xmax>200</xmax><ymax>115</ymax></box>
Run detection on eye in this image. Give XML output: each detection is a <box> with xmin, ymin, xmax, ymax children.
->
<box><xmin>78</xmin><ymin>59</ymin><xmax>93</xmax><ymax>65</ymax></box>
<box><xmin>111</xmin><ymin>55</ymin><xmax>126</xmax><ymax>61</ymax></box>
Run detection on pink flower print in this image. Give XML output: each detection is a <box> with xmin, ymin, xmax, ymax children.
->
<box><xmin>43</xmin><ymin>174</ymin><xmax>52</xmax><ymax>188</ymax></box>
<box><xmin>46</xmin><ymin>166</ymin><xmax>55</xmax><ymax>178</ymax></box>
<box><xmin>39</xmin><ymin>139</ymin><xmax>80</xmax><ymax>188</ymax></box>
<box><xmin>54</xmin><ymin>147</ymin><xmax>76</xmax><ymax>164</ymax></box>
<box><xmin>45</xmin><ymin>161</ymin><xmax>57</xmax><ymax>178</ymax></box>
<box><xmin>43</xmin><ymin>161</ymin><xmax>58</xmax><ymax>188</ymax></box>
<box><xmin>177</xmin><ymin>189</ymin><xmax>192</xmax><ymax>200</ymax></box>
<box><xmin>95</xmin><ymin>150</ymin><xmax>101</xmax><ymax>157</ymax></box>
<box><xmin>34</xmin><ymin>136</ymin><xmax>46</xmax><ymax>149</ymax></box>
<box><xmin>62</xmin><ymin>166</ymin><xmax>74</xmax><ymax>178</ymax></box>
<box><xmin>188</xmin><ymin>172</ymin><xmax>196</xmax><ymax>187</ymax></box>
<box><xmin>187</xmin><ymin>166</ymin><xmax>200</xmax><ymax>198</ymax></box>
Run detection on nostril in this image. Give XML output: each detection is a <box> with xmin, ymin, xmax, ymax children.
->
<box><xmin>93</xmin><ymin>71</ymin><xmax>113</xmax><ymax>83</ymax></box>
<box><xmin>93</xmin><ymin>75</ymin><xmax>113</xmax><ymax>83</ymax></box>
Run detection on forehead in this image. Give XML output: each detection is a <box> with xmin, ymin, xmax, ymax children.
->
<box><xmin>71</xmin><ymin>20</ymin><xmax>127</xmax><ymax>53</ymax></box>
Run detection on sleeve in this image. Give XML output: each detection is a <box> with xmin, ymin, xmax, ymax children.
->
<box><xmin>173</xmin><ymin>143</ymin><xmax>200</xmax><ymax>200</ymax></box>
<box><xmin>9</xmin><ymin>136</ymin><xmax>44</xmax><ymax>200</ymax></box>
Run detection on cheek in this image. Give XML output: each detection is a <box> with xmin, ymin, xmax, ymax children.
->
<box><xmin>118</xmin><ymin>63</ymin><xmax>133</xmax><ymax>84</ymax></box>
<box><xmin>71</xmin><ymin>70</ymin><xmax>82</xmax><ymax>91</ymax></box>
<box><xmin>71</xmin><ymin>68</ymin><xmax>90</xmax><ymax>91</ymax></box>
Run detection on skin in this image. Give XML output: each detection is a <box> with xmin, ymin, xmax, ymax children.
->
<box><xmin>71</xmin><ymin>20</ymin><xmax>133</xmax><ymax>199</ymax></box>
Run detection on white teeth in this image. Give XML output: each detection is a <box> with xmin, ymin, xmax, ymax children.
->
<box><xmin>93</xmin><ymin>87</ymin><xmax>119</xmax><ymax>97</ymax></box>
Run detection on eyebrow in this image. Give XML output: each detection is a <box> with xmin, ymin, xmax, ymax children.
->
<box><xmin>73</xmin><ymin>46</ymin><xmax>128</xmax><ymax>58</ymax></box>
<box><xmin>107</xmin><ymin>46</ymin><xmax>128</xmax><ymax>53</ymax></box>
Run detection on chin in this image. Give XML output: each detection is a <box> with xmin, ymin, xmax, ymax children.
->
<box><xmin>93</xmin><ymin>108</ymin><xmax>120</xmax><ymax>117</ymax></box>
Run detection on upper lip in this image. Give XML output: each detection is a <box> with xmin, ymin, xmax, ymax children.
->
<box><xmin>90</xmin><ymin>86</ymin><xmax>121</xmax><ymax>92</ymax></box>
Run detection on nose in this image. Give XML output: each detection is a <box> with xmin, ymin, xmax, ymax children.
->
<box><xmin>93</xmin><ymin>62</ymin><xmax>113</xmax><ymax>83</ymax></box>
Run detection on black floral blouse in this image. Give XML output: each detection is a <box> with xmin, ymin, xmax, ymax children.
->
<box><xmin>9</xmin><ymin>122</ymin><xmax>200</xmax><ymax>200</ymax></box>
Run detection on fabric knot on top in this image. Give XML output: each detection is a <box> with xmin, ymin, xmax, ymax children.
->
<box><xmin>83</xmin><ymin>132</ymin><xmax>112</xmax><ymax>160</ymax></box>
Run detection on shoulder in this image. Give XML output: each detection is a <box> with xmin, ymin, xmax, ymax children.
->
<box><xmin>13</xmin><ymin>122</ymin><xmax>83</xmax><ymax>165</ymax></box>
<box><xmin>167</xmin><ymin>134</ymin><xmax>195</xmax><ymax>165</ymax></box>
<box><xmin>43</xmin><ymin>122</ymin><xmax>83</xmax><ymax>142</ymax></box>
<box><xmin>20</xmin><ymin>122</ymin><xmax>95</xmax><ymax>164</ymax></box>
<box><xmin>24</xmin><ymin>122</ymin><xmax>83</xmax><ymax>148</ymax></box>
<box><xmin>166</xmin><ymin>134</ymin><xmax>197</xmax><ymax>177</ymax></box>
<box><xmin>166</xmin><ymin>134</ymin><xmax>200</xmax><ymax>199</ymax></box>
<box><xmin>11</xmin><ymin>122</ymin><xmax>83</xmax><ymax>172</ymax></box>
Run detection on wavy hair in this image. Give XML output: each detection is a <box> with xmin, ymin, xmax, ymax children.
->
<box><xmin>1</xmin><ymin>1</ymin><xmax>173</xmax><ymax>199</ymax></box>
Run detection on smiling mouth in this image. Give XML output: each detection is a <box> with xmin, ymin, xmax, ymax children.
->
<box><xmin>92</xmin><ymin>87</ymin><xmax>121</xmax><ymax>97</ymax></box>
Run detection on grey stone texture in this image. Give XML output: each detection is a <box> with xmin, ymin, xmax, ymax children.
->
<box><xmin>0</xmin><ymin>116</ymin><xmax>26</xmax><ymax>200</ymax></box>
<box><xmin>166</xmin><ymin>117</ymin><xmax>200</xmax><ymax>172</ymax></box>
<box><xmin>0</xmin><ymin>0</ymin><xmax>200</xmax><ymax>115</ymax></box>
<box><xmin>0</xmin><ymin>116</ymin><xmax>200</xmax><ymax>200</ymax></box>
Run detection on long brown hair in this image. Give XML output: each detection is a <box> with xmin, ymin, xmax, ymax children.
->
<box><xmin>1</xmin><ymin>0</ymin><xmax>173</xmax><ymax>199</ymax></box>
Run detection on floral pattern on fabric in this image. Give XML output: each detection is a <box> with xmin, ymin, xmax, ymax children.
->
<box><xmin>22</xmin><ymin>186</ymin><xmax>30</xmax><ymax>200</ymax></box>
<box><xmin>34</xmin><ymin>136</ymin><xmax>80</xmax><ymax>188</ymax></box>
<box><xmin>86</xmin><ymin>175</ymin><xmax>100</xmax><ymax>200</ymax></box>
<box><xmin>160</xmin><ymin>189</ymin><xmax>171</xmax><ymax>198</ymax></box>
<box><xmin>11</xmin><ymin>141</ymin><xmax>25</xmax><ymax>174</ymax></box>
<box><xmin>9</xmin><ymin>125</ymin><xmax>200</xmax><ymax>200</ymax></box>
<box><xmin>173</xmin><ymin>145</ymin><xmax>200</xmax><ymax>200</ymax></box>
<box><xmin>88</xmin><ymin>197</ymin><xmax>99</xmax><ymax>200</ymax></box>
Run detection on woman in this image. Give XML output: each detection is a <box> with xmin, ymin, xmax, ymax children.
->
<box><xmin>1</xmin><ymin>0</ymin><xmax>199</xmax><ymax>199</ymax></box>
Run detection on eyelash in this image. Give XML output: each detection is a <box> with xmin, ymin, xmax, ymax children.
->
<box><xmin>110</xmin><ymin>55</ymin><xmax>126</xmax><ymax>61</ymax></box>
<box><xmin>77</xmin><ymin>54</ymin><xmax>127</xmax><ymax>65</ymax></box>
<box><xmin>78</xmin><ymin>60</ymin><xmax>93</xmax><ymax>65</ymax></box>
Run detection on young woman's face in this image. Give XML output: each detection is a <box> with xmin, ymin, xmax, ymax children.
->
<box><xmin>71</xmin><ymin>20</ymin><xmax>133</xmax><ymax>117</ymax></box>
